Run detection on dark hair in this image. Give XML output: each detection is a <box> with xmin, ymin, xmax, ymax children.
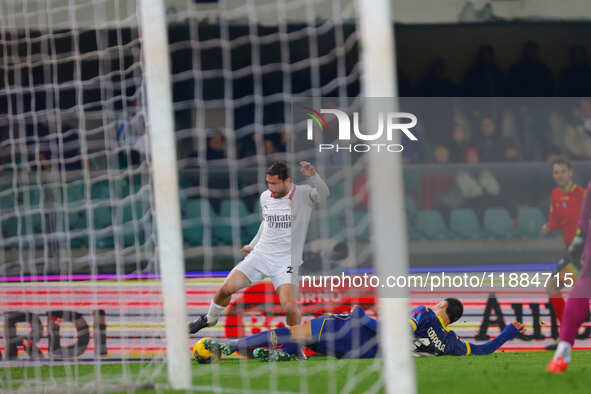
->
<box><xmin>552</xmin><ymin>157</ymin><xmax>572</xmax><ymax>170</ymax></box>
<box><xmin>445</xmin><ymin>297</ymin><xmax>463</xmax><ymax>324</ymax></box>
<box><xmin>267</xmin><ymin>160</ymin><xmax>290</xmax><ymax>181</ymax></box>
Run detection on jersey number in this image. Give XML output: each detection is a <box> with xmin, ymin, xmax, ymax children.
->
<box><xmin>286</xmin><ymin>266</ymin><xmax>294</xmax><ymax>274</ymax></box>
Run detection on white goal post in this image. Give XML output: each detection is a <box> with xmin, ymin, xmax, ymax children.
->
<box><xmin>357</xmin><ymin>1</ymin><xmax>416</xmax><ymax>393</ymax></box>
<box><xmin>138</xmin><ymin>0</ymin><xmax>191</xmax><ymax>390</ymax></box>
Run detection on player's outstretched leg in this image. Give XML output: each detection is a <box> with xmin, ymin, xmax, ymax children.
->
<box><xmin>252</xmin><ymin>347</ymin><xmax>292</xmax><ymax>362</ymax></box>
<box><xmin>202</xmin><ymin>338</ymin><xmax>237</xmax><ymax>357</ymax></box>
<box><xmin>189</xmin><ymin>269</ymin><xmax>251</xmax><ymax>334</ymax></box>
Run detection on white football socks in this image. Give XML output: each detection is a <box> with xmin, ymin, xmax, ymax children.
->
<box><xmin>206</xmin><ymin>301</ymin><xmax>226</xmax><ymax>326</ymax></box>
<box><xmin>554</xmin><ymin>341</ymin><xmax>572</xmax><ymax>363</ymax></box>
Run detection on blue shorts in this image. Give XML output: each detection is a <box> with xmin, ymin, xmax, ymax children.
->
<box><xmin>308</xmin><ymin>306</ymin><xmax>378</xmax><ymax>358</ymax></box>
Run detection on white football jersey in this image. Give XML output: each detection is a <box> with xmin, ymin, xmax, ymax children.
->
<box><xmin>255</xmin><ymin>188</ymin><xmax>294</xmax><ymax>259</ymax></box>
<box><xmin>248</xmin><ymin>173</ymin><xmax>329</xmax><ymax>266</ymax></box>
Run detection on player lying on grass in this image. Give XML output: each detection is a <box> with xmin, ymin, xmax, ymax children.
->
<box><xmin>200</xmin><ymin>298</ymin><xmax>526</xmax><ymax>361</ymax></box>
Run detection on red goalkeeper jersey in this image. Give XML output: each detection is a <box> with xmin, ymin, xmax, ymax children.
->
<box><xmin>548</xmin><ymin>184</ymin><xmax>585</xmax><ymax>246</ymax></box>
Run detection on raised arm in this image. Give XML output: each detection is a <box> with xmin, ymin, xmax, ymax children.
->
<box><xmin>308</xmin><ymin>173</ymin><xmax>330</xmax><ymax>203</ymax></box>
<box><xmin>300</xmin><ymin>161</ymin><xmax>330</xmax><ymax>204</ymax></box>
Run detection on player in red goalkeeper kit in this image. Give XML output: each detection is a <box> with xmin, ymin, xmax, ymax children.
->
<box><xmin>540</xmin><ymin>159</ymin><xmax>584</xmax><ymax>350</ymax></box>
<box><xmin>547</xmin><ymin>177</ymin><xmax>591</xmax><ymax>373</ymax></box>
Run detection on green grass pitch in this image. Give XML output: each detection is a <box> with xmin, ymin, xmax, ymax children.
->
<box><xmin>3</xmin><ymin>351</ymin><xmax>591</xmax><ymax>393</ymax></box>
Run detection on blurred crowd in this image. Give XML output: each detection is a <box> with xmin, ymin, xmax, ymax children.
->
<box><xmin>4</xmin><ymin>41</ymin><xmax>591</xmax><ymax>169</ymax></box>
<box><xmin>195</xmin><ymin>42</ymin><xmax>591</xmax><ymax>166</ymax></box>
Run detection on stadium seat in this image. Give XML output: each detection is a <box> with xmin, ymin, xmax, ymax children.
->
<box><xmin>91</xmin><ymin>180</ymin><xmax>111</xmax><ymax>200</ymax></box>
<box><xmin>215</xmin><ymin>199</ymin><xmax>252</xmax><ymax>245</ymax></box>
<box><xmin>2</xmin><ymin>215</ymin><xmax>18</xmax><ymax>239</ymax></box>
<box><xmin>117</xmin><ymin>197</ymin><xmax>151</xmax><ymax>247</ymax></box>
<box><xmin>253</xmin><ymin>200</ymin><xmax>262</xmax><ymax>215</ymax></box>
<box><xmin>182</xmin><ymin>199</ymin><xmax>214</xmax><ymax>246</ymax></box>
<box><xmin>129</xmin><ymin>174</ymin><xmax>146</xmax><ymax>195</ymax></box>
<box><xmin>354</xmin><ymin>210</ymin><xmax>370</xmax><ymax>243</ymax></box>
<box><xmin>19</xmin><ymin>212</ymin><xmax>44</xmax><ymax>236</ymax></box>
<box><xmin>65</xmin><ymin>182</ymin><xmax>88</xmax><ymax>236</ymax></box>
<box><xmin>25</xmin><ymin>187</ymin><xmax>43</xmax><ymax>208</ymax></box>
<box><xmin>407</xmin><ymin>220</ymin><xmax>421</xmax><ymax>241</ymax></box>
<box><xmin>483</xmin><ymin>207</ymin><xmax>519</xmax><ymax>239</ymax></box>
<box><xmin>244</xmin><ymin>208</ymin><xmax>262</xmax><ymax>241</ymax></box>
<box><xmin>330</xmin><ymin>180</ymin><xmax>345</xmax><ymax>201</ymax></box>
<box><xmin>94</xmin><ymin>229</ymin><xmax>115</xmax><ymax>249</ymax></box>
<box><xmin>517</xmin><ymin>207</ymin><xmax>546</xmax><ymax>237</ymax></box>
<box><xmin>93</xmin><ymin>205</ymin><xmax>113</xmax><ymax>229</ymax></box>
<box><xmin>416</xmin><ymin>210</ymin><xmax>453</xmax><ymax>240</ymax></box>
<box><xmin>118</xmin><ymin>222</ymin><xmax>147</xmax><ymax>248</ymax></box>
<box><xmin>403</xmin><ymin>169</ymin><xmax>421</xmax><ymax>196</ymax></box>
<box><xmin>92</xmin><ymin>205</ymin><xmax>114</xmax><ymax>248</ymax></box>
<box><xmin>122</xmin><ymin>199</ymin><xmax>149</xmax><ymax>223</ymax></box>
<box><xmin>405</xmin><ymin>194</ymin><xmax>418</xmax><ymax>221</ymax></box>
<box><xmin>68</xmin><ymin>208</ymin><xmax>86</xmax><ymax>230</ymax></box>
<box><xmin>327</xmin><ymin>211</ymin><xmax>345</xmax><ymax>239</ymax></box>
<box><xmin>66</xmin><ymin>182</ymin><xmax>86</xmax><ymax>203</ymax></box>
<box><xmin>0</xmin><ymin>191</ymin><xmax>16</xmax><ymax>214</ymax></box>
<box><xmin>449</xmin><ymin>208</ymin><xmax>483</xmax><ymax>239</ymax></box>
<box><xmin>179</xmin><ymin>172</ymin><xmax>198</xmax><ymax>194</ymax></box>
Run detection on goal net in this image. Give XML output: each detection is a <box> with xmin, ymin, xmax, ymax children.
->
<box><xmin>0</xmin><ymin>0</ymin><xmax>172</xmax><ymax>391</ymax></box>
<box><xmin>0</xmin><ymin>0</ymin><xmax>412</xmax><ymax>392</ymax></box>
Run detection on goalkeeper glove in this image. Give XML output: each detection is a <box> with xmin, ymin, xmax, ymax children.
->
<box><xmin>568</xmin><ymin>229</ymin><xmax>585</xmax><ymax>261</ymax></box>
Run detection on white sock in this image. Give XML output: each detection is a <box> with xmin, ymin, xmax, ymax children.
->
<box><xmin>206</xmin><ymin>301</ymin><xmax>226</xmax><ymax>326</ymax></box>
<box><xmin>554</xmin><ymin>341</ymin><xmax>572</xmax><ymax>363</ymax></box>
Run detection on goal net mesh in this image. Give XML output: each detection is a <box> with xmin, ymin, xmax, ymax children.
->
<box><xmin>0</xmin><ymin>0</ymin><xmax>391</xmax><ymax>392</ymax></box>
<box><xmin>0</xmin><ymin>0</ymin><xmax>165</xmax><ymax>391</ymax></box>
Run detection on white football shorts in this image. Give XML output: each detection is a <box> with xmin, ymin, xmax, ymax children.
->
<box><xmin>232</xmin><ymin>250</ymin><xmax>299</xmax><ymax>289</ymax></box>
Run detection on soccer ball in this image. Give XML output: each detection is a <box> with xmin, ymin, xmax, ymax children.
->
<box><xmin>192</xmin><ymin>337</ymin><xmax>220</xmax><ymax>364</ymax></box>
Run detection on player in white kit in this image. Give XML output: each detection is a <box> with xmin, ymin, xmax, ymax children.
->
<box><xmin>189</xmin><ymin>160</ymin><xmax>330</xmax><ymax>333</ymax></box>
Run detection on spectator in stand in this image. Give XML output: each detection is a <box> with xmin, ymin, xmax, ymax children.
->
<box><xmin>507</xmin><ymin>41</ymin><xmax>554</xmax><ymax>97</ymax></box>
<box><xmin>559</xmin><ymin>45</ymin><xmax>591</xmax><ymax>97</ymax></box>
<box><xmin>455</xmin><ymin>147</ymin><xmax>501</xmax><ymax>216</ymax></box>
<box><xmin>419</xmin><ymin>58</ymin><xmax>458</xmax><ymax>146</ymax></box>
<box><xmin>264</xmin><ymin>139</ymin><xmax>277</xmax><ymax>155</ymax></box>
<box><xmin>504</xmin><ymin>144</ymin><xmax>522</xmax><ymax>162</ymax></box>
<box><xmin>112</xmin><ymin>92</ymin><xmax>148</xmax><ymax>168</ymax></box>
<box><xmin>206</xmin><ymin>133</ymin><xmax>227</xmax><ymax>161</ymax></box>
<box><xmin>474</xmin><ymin>116</ymin><xmax>505</xmax><ymax>162</ymax></box>
<box><xmin>25</xmin><ymin>110</ymin><xmax>83</xmax><ymax>172</ymax></box>
<box><xmin>402</xmin><ymin>125</ymin><xmax>429</xmax><ymax>164</ymax></box>
<box><xmin>545</xmin><ymin>146</ymin><xmax>563</xmax><ymax>164</ymax></box>
<box><xmin>462</xmin><ymin>45</ymin><xmax>506</xmax><ymax>97</ymax></box>
<box><xmin>564</xmin><ymin>98</ymin><xmax>591</xmax><ymax>159</ymax></box>
<box><xmin>238</xmin><ymin>134</ymin><xmax>256</xmax><ymax>158</ymax></box>
<box><xmin>264</xmin><ymin>132</ymin><xmax>286</xmax><ymax>154</ymax></box>
<box><xmin>397</xmin><ymin>69</ymin><xmax>414</xmax><ymax>97</ymax></box>
<box><xmin>448</xmin><ymin>125</ymin><xmax>471</xmax><ymax>163</ymax></box>
<box><xmin>419</xmin><ymin>58</ymin><xmax>459</xmax><ymax>97</ymax></box>
<box><xmin>420</xmin><ymin>146</ymin><xmax>462</xmax><ymax>217</ymax></box>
